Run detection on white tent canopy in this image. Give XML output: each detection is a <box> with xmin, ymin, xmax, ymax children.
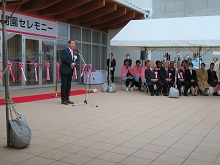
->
<box><xmin>110</xmin><ymin>16</ymin><xmax>220</xmax><ymax>51</ymax></box>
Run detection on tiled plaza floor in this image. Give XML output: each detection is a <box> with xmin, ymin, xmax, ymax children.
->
<box><xmin>0</xmin><ymin>84</ymin><xmax>220</xmax><ymax>165</ymax></box>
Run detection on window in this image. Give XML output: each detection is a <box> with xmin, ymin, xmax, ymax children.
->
<box><xmin>70</xmin><ymin>26</ymin><xmax>81</xmax><ymax>41</ymax></box>
<box><xmin>82</xmin><ymin>28</ymin><xmax>91</xmax><ymax>42</ymax></box>
<box><xmin>58</xmin><ymin>23</ymin><xmax>69</xmax><ymax>39</ymax></box>
<box><xmin>92</xmin><ymin>31</ymin><xmax>101</xmax><ymax>44</ymax></box>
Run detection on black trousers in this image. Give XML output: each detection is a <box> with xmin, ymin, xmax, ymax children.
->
<box><xmin>61</xmin><ymin>73</ymin><xmax>72</xmax><ymax>101</ymax></box>
<box><xmin>107</xmin><ymin>70</ymin><xmax>115</xmax><ymax>83</ymax></box>
<box><xmin>161</xmin><ymin>80</ymin><xmax>174</xmax><ymax>94</ymax></box>
<box><xmin>134</xmin><ymin>77</ymin><xmax>142</xmax><ymax>90</ymax></box>
<box><xmin>125</xmin><ymin>78</ymin><xmax>135</xmax><ymax>87</ymax></box>
<box><xmin>147</xmin><ymin>81</ymin><xmax>163</xmax><ymax>94</ymax></box>
<box><xmin>177</xmin><ymin>81</ymin><xmax>190</xmax><ymax>94</ymax></box>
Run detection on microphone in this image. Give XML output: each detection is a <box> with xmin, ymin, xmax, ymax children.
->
<box><xmin>73</xmin><ymin>48</ymin><xmax>80</xmax><ymax>52</ymax></box>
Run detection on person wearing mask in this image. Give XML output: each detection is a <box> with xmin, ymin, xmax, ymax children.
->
<box><xmin>107</xmin><ymin>53</ymin><xmax>116</xmax><ymax>83</ymax></box>
<box><xmin>207</xmin><ymin>63</ymin><xmax>220</xmax><ymax>96</ymax></box>
<box><xmin>192</xmin><ymin>55</ymin><xmax>202</xmax><ymax>69</ymax></box>
<box><xmin>196</xmin><ymin>63</ymin><xmax>209</xmax><ymax>96</ymax></box>
<box><xmin>185</xmin><ymin>63</ymin><xmax>199</xmax><ymax>96</ymax></box>
<box><xmin>121</xmin><ymin>59</ymin><xmax>135</xmax><ymax>91</ymax></box>
<box><xmin>213</xmin><ymin>57</ymin><xmax>220</xmax><ymax>81</ymax></box>
<box><xmin>124</xmin><ymin>54</ymin><xmax>132</xmax><ymax>66</ymax></box>
<box><xmin>145</xmin><ymin>61</ymin><xmax>163</xmax><ymax>96</ymax></box>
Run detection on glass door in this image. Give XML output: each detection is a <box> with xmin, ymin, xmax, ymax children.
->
<box><xmin>42</xmin><ymin>40</ymin><xmax>55</xmax><ymax>85</ymax></box>
<box><xmin>25</xmin><ymin>38</ymin><xmax>40</xmax><ymax>86</ymax></box>
<box><xmin>25</xmin><ymin>37</ymin><xmax>55</xmax><ymax>87</ymax></box>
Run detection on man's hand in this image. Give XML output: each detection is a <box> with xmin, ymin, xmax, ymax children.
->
<box><xmin>151</xmin><ymin>79</ymin><xmax>158</xmax><ymax>83</ymax></box>
<box><xmin>179</xmin><ymin>78</ymin><xmax>184</xmax><ymax>82</ymax></box>
<box><xmin>166</xmin><ymin>78</ymin><xmax>171</xmax><ymax>82</ymax></box>
<box><xmin>71</xmin><ymin>63</ymin><xmax>76</xmax><ymax>68</ymax></box>
<box><xmin>191</xmin><ymin>79</ymin><xmax>195</xmax><ymax>82</ymax></box>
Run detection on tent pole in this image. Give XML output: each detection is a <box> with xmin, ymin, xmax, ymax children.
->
<box><xmin>1</xmin><ymin>0</ymin><xmax>10</xmax><ymax>147</ymax></box>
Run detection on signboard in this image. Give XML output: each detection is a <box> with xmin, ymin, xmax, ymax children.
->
<box><xmin>0</xmin><ymin>8</ymin><xmax>58</xmax><ymax>39</ymax></box>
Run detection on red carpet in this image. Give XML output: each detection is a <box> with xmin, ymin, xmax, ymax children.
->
<box><xmin>0</xmin><ymin>90</ymin><xmax>86</xmax><ymax>106</ymax></box>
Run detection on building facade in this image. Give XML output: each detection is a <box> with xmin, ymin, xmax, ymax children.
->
<box><xmin>0</xmin><ymin>0</ymin><xmax>148</xmax><ymax>90</ymax></box>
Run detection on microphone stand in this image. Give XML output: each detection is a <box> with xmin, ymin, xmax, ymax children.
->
<box><xmin>73</xmin><ymin>50</ymin><xmax>98</xmax><ymax>107</ymax></box>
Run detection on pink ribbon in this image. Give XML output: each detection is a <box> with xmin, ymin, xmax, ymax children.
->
<box><xmin>8</xmin><ymin>62</ymin><xmax>16</xmax><ymax>82</ymax></box>
<box><xmin>74</xmin><ymin>67</ymin><xmax>77</xmax><ymax>79</ymax></box>
<box><xmin>180</xmin><ymin>72</ymin><xmax>183</xmax><ymax>79</ymax></box>
<box><xmin>168</xmin><ymin>73</ymin><xmax>171</xmax><ymax>78</ymax></box>
<box><xmin>88</xmin><ymin>64</ymin><xmax>93</xmax><ymax>77</ymax></box>
<box><xmin>56</xmin><ymin>62</ymin><xmax>60</xmax><ymax>80</ymax></box>
<box><xmin>0</xmin><ymin>70</ymin><xmax>2</xmax><ymax>81</ymax></box>
<box><xmin>81</xmin><ymin>64</ymin><xmax>86</xmax><ymax>77</ymax></box>
<box><xmin>19</xmin><ymin>62</ymin><xmax>27</xmax><ymax>81</ymax></box>
<box><xmin>34</xmin><ymin>63</ymin><xmax>38</xmax><ymax>81</ymax></box>
<box><xmin>155</xmin><ymin>71</ymin><xmax>158</xmax><ymax>79</ymax></box>
<box><xmin>46</xmin><ymin>62</ymin><xmax>50</xmax><ymax>80</ymax></box>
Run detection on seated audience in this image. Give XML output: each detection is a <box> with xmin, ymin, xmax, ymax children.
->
<box><xmin>155</xmin><ymin>61</ymin><xmax>162</xmax><ymax>71</ymax></box>
<box><xmin>160</xmin><ymin>61</ymin><xmax>174</xmax><ymax>96</ymax></box>
<box><xmin>133</xmin><ymin>60</ymin><xmax>142</xmax><ymax>91</ymax></box>
<box><xmin>185</xmin><ymin>63</ymin><xmax>199</xmax><ymax>96</ymax></box>
<box><xmin>121</xmin><ymin>59</ymin><xmax>135</xmax><ymax>91</ymax></box>
<box><xmin>180</xmin><ymin>60</ymin><xmax>188</xmax><ymax>73</ymax></box>
<box><xmin>141</xmin><ymin>60</ymin><xmax>149</xmax><ymax>83</ymax></box>
<box><xmin>196</xmin><ymin>63</ymin><xmax>209</xmax><ymax>96</ymax></box>
<box><xmin>207</xmin><ymin>63</ymin><xmax>220</xmax><ymax>96</ymax></box>
<box><xmin>169</xmin><ymin>61</ymin><xmax>176</xmax><ymax>71</ymax></box>
<box><xmin>176</xmin><ymin>62</ymin><xmax>190</xmax><ymax>96</ymax></box>
<box><xmin>145</xmin><ymin>61</ymin><xmax>163</xmax><ymax>96</ymax></box>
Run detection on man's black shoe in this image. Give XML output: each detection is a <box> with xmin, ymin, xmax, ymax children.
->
<box><xmin>66</xmin><ymin>100</ymin><xmax>74</xmax><ymax>104</ymax></box>
<box><xmin>151</xmin><ymin>93</ymin><xmax>154</xmax><ymax>96</ymax></box>
<box><xmin>61</xmin><ymin>101</ymin><xmax>68</xmax><ymax>105</ymax></box>
<box><xmin>184</xmin><ymin>93</ymin><xmax>188</xmax><ymax>96</ymax></box>
<box><xmin>164</xmin><ymin>93</ymin><xmax>168</xmax><ymax>96</ymax></box>
<box><xmin>155</xmin><ymin>93</ymin><xmax>159</xmax><ymax>96</ymax></box>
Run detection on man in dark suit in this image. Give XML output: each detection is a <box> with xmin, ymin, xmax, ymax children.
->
<box><xmin>160</xmin><ymin>61</ymin><xmax>174</xmax><ymax>96</ymax></box>
<box><xmin>145</xmin><ymin>61</ymin><xmax>163</xmax><ymax>96</ymax></box>
<box><xmin>207</xmin><ymin>63</ymin><xmax>220</xmax><ymax>96</ymax></box>
<box><xmin>60</xmin><ymin>40</ymin><xmax>77</xmax><ymax>105</ymax></box>
<box><xmin>175</xmin><ymin>62</ymin><xmax>190</xmax><ymax>96</ymax></box>
<box><xmin>107</xmin><ymin>53</ymin><xmax>116</xmax><ymax>83</ymax></box>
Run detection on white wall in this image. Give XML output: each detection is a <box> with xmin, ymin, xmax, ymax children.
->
<box><xmin>108</xmin><ymin>29</ymin><xmax>141</xmax><ymax>79</ymax></box>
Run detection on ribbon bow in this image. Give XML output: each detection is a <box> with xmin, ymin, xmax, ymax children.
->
<box><xmin>155</xmin><ymin>71</ymin><xmax>158</xmax><ymax>79</ymax></box>
<box><xmin>34</xmin><ymin>63</ymin><xmax>38</xmax><ymax>81</ymax></box>
<box><xmin>168</xmin><ymin>73</ymin><xmax>171</xmax><ymax>78</ymax></box>
<box><xmin>19</xmin><ymin>62</ymin><xmax>27</xmax><ymax>81</ymax></box>
<box><xmin>8</xmin><ymin>62</ymin><xmax>16</xmax><ymax>82</ymax></box>
<box><xmin>46</xmin><ymin>62</ymin><xmax>50</xmax><ymax>80</ymax></box>
<box><xmin>81</xmin><ymin>64</ymin><xmax>86</xmax><ymax>77</ymax></box>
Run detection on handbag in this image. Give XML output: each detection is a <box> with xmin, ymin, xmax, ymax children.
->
<box><xmin>9</xmin><ymin>104</ymin><xmax>31</xmax><ymax>149</ymax></box>
<box><xmin>169</xmin><ymin>87</ymin><xmax>179</xmax><ymax>98</ymax></box>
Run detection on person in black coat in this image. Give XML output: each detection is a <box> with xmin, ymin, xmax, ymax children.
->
<box><xmin>185</xmin><ymin>63</ymin><xmax>199</xmax><ymax>96</ymax></box>
<box><xmin>207</xmin><ymin>63</ymin><xmax>220</xmax><ymax>96</ymax></box>
<box><xmin>107</xmin><ymin>53</ymin><xmax>116</xmax><ymax>83</ymax></box>
<box><xmin>159</xmin><ymin>61</ymin><xmax>175</xmax><ymax>96</ymax></box>
<box><xmin>60</xmin><ymin>40</ymin><xmax>78</xmax><ymax>105</ymax></box>
<box><xmin>175</xmin><ymin>62</ymin><xmax>190</xmax><ymax>96</ymax></box>
<box><xmin>145</xmin><ymin>61</ymin><xmax>163</xmax><ymax>96</ymax></box>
